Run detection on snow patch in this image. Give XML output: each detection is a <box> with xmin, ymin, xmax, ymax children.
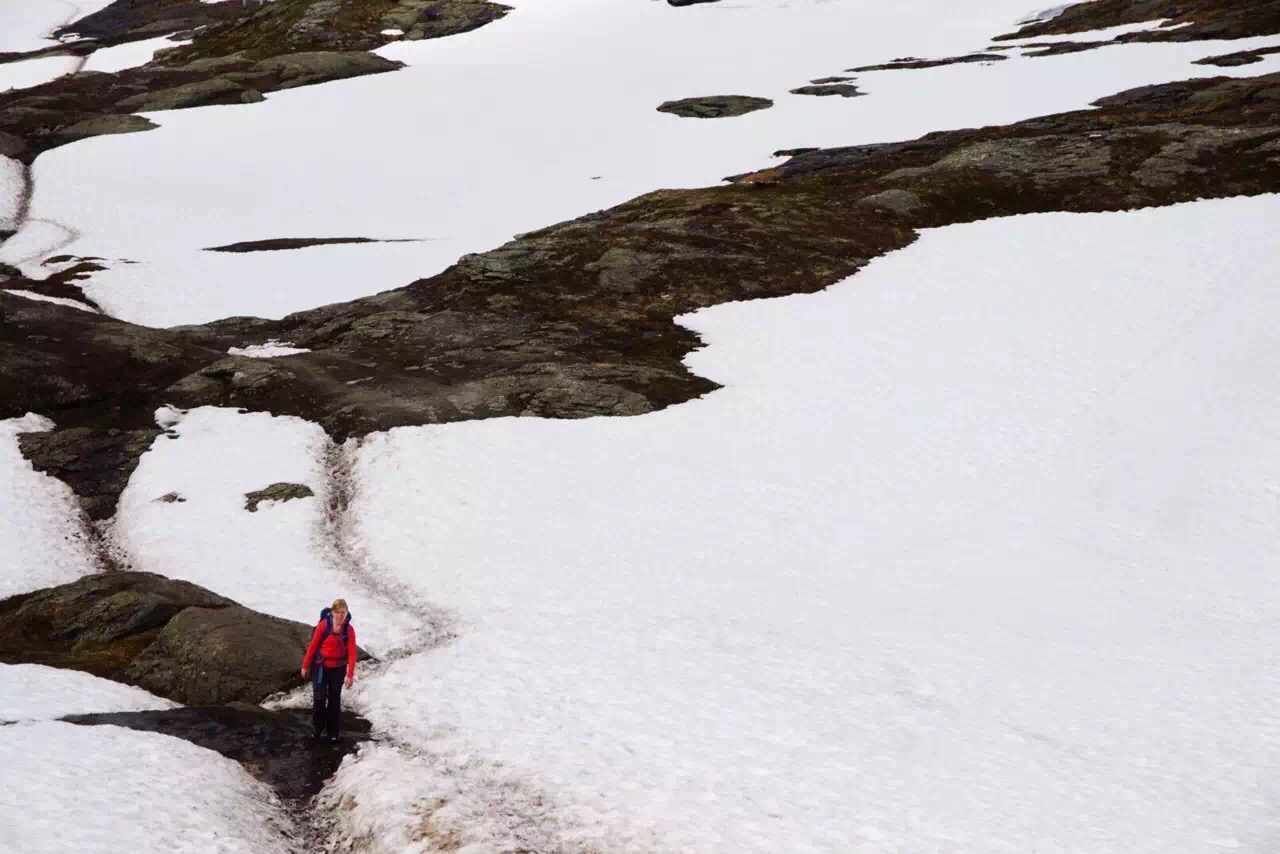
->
<box><xmin>82</xmin><ymin>36</ymin><xmax>192</xmax><ymax>74</ymax></box>
<box><xmin>0</xmin><ymin>721</ymin><xmax>294</xmax><ymax>854</ymax></box>
<box><xmin>227</xmin><ymin>340</ymin><xmax>312</xmax><ymax>358</ymax></box>
<box><xmin>1017</xmin><ymin>4</ymin><xmax>1071</xmax><ymax>25</ymax></box>
<box><xmin>0</xmin><ymin>664</ymin><xmax>178</xmax><ymax>722</ymax></box>
<box><xmin>0</xmin><ymin>415</ymin><xmax>96</xmax><ymax>598</ymax></box>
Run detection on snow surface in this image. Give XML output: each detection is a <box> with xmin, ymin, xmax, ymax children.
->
<box><xmin>81</xmin><ymin>36</ymin><xmax>189</xmax><ymax>74</ymax></box>
<box><xmin>9</xmin><ymin>0</ymin><xmax>1280</xmax><ymax>325</ymax></box>
<box><xmin>0</xmin><ymin>154</ymin><xmax>23</xmax><ymax>231</ymax></box>
<box><xmin>0</xmin><ymin>1</ymin><xmax>116</xmax><ymax>53</ymax></box>
<box><xmin>0</xmin><ymin>54</ymin><xmax>77</xmax><ymax>93</ymax></box>
<box><xmin>324</xmin><ymin>195</ymin><xmax>1280</xmax><ymax>853</ymax></box>
<box><xmin>113</xmin><ymin>406</ymin><xmax>424</xmax><ymax>656</ymax></box>
<box><xmin>0</xmin><ymin>663</ymin><xmax>177</xmax><ymax>721</ymax></box>
<box><xmin>0</xmin><ymin>721</ymin><xmax>293</xmax><ymax>854</ymax></box>
<box><xmin>0</xmin><ymin>414</ymin><xmax>96</xmax><ymax>598</ymax></box>
<box><xmin>226</xmin><ymin>340</ymin><xmax>311</xmax><ymax>358</ymax></box>
<box><xmin>2</xmin><ymin>288</ymin><xmax>98</xmax><ymax>311</ymax></box>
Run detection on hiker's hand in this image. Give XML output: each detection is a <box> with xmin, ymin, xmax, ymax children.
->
<box><xmin>345</xmin><ymin>676</ymin><xmax>353</xmax><ymax>689</ymax></box>
<box><xmin>301</xmin><ymin>667</ymin><xmax>309</xmax><ymax>679</ymax></box>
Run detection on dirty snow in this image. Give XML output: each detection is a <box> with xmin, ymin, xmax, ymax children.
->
<box><xmin>339</xmin><ymin>194</ymin><xmax>1280</xmax><ymax>853</ymax></box>
<box><xmin>10</xmin><ymin>0</ymin><xmax>1279</xmax><ymax>325</ymax></box>
<box><xmin>0</xmin><ymin>663</ymin><xmax>178</xmax><ymax>722</ymax></box>
<box><xmin>0</xmin><ymin>414</ymin><xmax>96</xmax><ymax>598</ymax></box>
<box><xmin>0</xmin><ymin>721</ymin><xmax>294</xmax><ymax>854</ymax></box>
<box><xmin>0</xmin><ymin>155</ymin><xmax>23</xmax><ymax>232</ymax></box>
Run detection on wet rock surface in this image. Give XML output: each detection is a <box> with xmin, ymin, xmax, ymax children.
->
<box><xmin>0</xmin><ymin>572</ymin><xmax>367</xmax><ymax>704</ymax></box>
<box><xmin>5</xmin><ymin>70</ymin><xmax>1280</xmax><ymax>518</ymax></box>
<box><xmin>656</xmin><ymin>95</ymin><xmax>774</xmax><ymax>118</ymax></box>
<box><xmin>63</xmin><ymin>704</ymin><xmax>373</xmax><ymax>804</ymax></box>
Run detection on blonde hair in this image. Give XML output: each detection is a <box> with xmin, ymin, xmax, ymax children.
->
<box><xmin>331</xmin><ymin>598</ymin><xmax>349</xmax><ymax>612</ymax></box>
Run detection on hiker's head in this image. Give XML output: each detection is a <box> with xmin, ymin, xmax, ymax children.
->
<box><xmin>331</xmin><ymin>598</ymin><xmax>348</xmax><ymax>625</ymax></box>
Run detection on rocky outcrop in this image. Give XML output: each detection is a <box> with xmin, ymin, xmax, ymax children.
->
<box><xmin>995</xmin><ymin>0</ymin><xmax>1280</xmax><ymax>45</ymax></box>
<box><xmin>64</xmin><ymin>705</ymin><xmax>372</xmax><ymax>803</ymax></box>
<box><xmin>245</xmin><ymin>482</ymin><xmax>315</xmax><ymax>511</ymax></box>
<box><xmin>7</xmin><ymin>72</ymin><xmax>1280</xmax><ymax>519</ymax></box>
<box><xmin>382</xmin><ymin>0</ymin><xmax>512</xmax><ymax>41</ymax></box>
<box><xmin>668</xmin><ymin>0</ymin><xmax>722</xmax><ymax>5</ymax></box>
<box><xmin>206</xmin><ymin>237</ymin><xmax>384</xmax><ymax>252</ymax></box>
<box><xmin>656</xmin><ymin>95</ymin><xmax>773</xmax><ymax>118</ymax></box>
<box><xmin>1194</xmin><ymin>46</ymin><xmax>1280</xmax><ymax>66</ymax></box>
<box><xmin>0</xmin><ymin>572</ymin><xmax>369</xmax><ymax>704</ymax></box>
<box><xmin>790</xmin><ymin>83</ymin><xmax>863</xmax><ymax>97</ymax></box>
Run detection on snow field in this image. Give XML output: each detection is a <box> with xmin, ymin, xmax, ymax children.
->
<box><xmin>7</xmin><ymin>0</ymin><xmax>1277</xmax><ymax>325</ymax></box>
<box><xmin>112</xmin><ymin>406</ymin><xmax>426</xmax><ymax>656</ymax></box>
<box><xmin>339</xmin><ymin>195</ymin><xmax>1280</xmax><ymax>853</ymax></box>
<box><xmin>81</xmin><ymin>35</ymin><xmax>190</xmax><ymax>74</ymax></box>
<box><xmin>0</xmin><ymin>414</ymin><xmax>97</xmax><ymax>598</ymax></box>
<box><xmin>0</xmin><ymin>721</ymin><xmax>294</xmax><ymax>854</ymax></box>
<box><xmin>0</xmin><ymin>663</ymin><xmax>177</xmax><ymax>721</ymax></box>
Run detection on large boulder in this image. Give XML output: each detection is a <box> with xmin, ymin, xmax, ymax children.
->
<box><xmin>125</xmin><ymin>604</ymin><xmax>352</xmax><ymax>705</ymax></box>
<box><xmin>656</xmin><ymin>95</ymin><xmax>773</xmax><ymax>118</ymax></box>
<box><xmin>0</xmin><ymin>572</ymin><xmax>368</xmax><ymax>704</ymax></box>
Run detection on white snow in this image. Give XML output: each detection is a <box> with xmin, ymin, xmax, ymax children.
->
<box><xmin>381</xmin><ymin>28</ymin><xmax>404</xmax><ymax>37</ymax></box>
<box><xmin>0</xmin><ymin>1</ymin><xmax>116</xmax><ymax>53</ymax></box>
<box><xmin>0</xmin><ymin>414</ymin><xmax>96</xmax><ymax>598</ymax></box>
<box><xmin>2</xmin><ymin>288</ymin><xmax>98</xmax><ymax>311</ymax></box>
<box><xmin>0</xmin><ymin>154</ymin><xmax>23</xmax><ymax>232</ymax></box>
<box><xmin>0</xmin><ymin>664</ymin><xmax>177</xmax><ymax>722</ymax></box>
<box><xmin>10</xmin><ymin>0</ymin><xmax>1280</xmax><ymax>326</ymax></box>
<box><xmin>113</xmin><ymin>406</ymin><xmax>423</xmax><ymax>655</ymax></box>
<box><xmin>335</xmin><ymin>194</ymin><xmax>1280</xmax><ymax>853</ymax></box>
<box><xmin>226</xmin><ymin>340</ymin><xmax>312</xmax><ymax>358</ymax></box>
<box><xmin>1017</xmin><ymin>4</ymin><xmax>1071</xmax><ymax>25</ymax></box>
<box><xmin>82</xmin><ymin>36</ymin><xmax>190</xmax><ymax>74</ymax></box>
<box><xmin>0</xmin><ymin>54</ymin><xmax>77</xmax><ymax>93</ymax></box>
<box><xmin>0</xmin><ymin>721</ymin><xmax>294</xmax><ymax>854</ymax></box>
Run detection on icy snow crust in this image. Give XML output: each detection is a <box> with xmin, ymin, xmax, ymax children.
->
<box><xmin>0</xmin><ymin>415</ymin><xmax>96</xmax><ymax>598</ymax></box>
<box><xmin>7</xmin><ymin>0</ymin><xmax>1280</xmax><ymax>325</ymax></box>
<box><xmin>1</xmin><ymin>722</ymin><xmax>293</xmax><ymax>854</ymax></box>
<box><xmin>0</xmin><ymin>663</ymin><xmax>177</xmax><ymax>721</ymax></box>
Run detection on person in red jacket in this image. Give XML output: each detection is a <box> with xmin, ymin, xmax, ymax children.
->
<box><xmin>301</xmin><ymin>598</ymin><xmax>357</xmax><ymax>742</ymax></box>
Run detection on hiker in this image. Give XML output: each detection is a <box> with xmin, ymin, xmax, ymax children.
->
<box><xmin>301</xmin><ymin>598</ymin><xmax>357</xmax><ymax>742</ymax></box>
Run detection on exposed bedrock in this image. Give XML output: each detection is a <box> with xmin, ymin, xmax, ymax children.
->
<box><xmin>4</xmin><ymin>72</ymin><xmax>1280</xmax><ymax>519</ymax></box>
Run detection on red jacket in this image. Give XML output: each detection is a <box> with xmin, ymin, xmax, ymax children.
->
<box><xmin>303</xmin><ymin>620</ymin><xmax>356</xmax><ymax>679</ymax></box>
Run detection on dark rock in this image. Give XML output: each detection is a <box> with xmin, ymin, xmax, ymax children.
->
<box><xmin>384</xmin><ymin>0</ymin><xmax>513</xmax><ymax>41</ymax></box>
<box><xmin>244</xmin><ymin>481</ymin><xmax>315</xmax><ymax>512</ymax></box>
<box><xmin>250</xmin><ymin>51</ymin><xmax>404</xmax><ymax>90</ymax></box>
<box><xmin>205</xmin><ymin>236</ymin><xmax>386</xmax><ymax>252</ymax></box>
<box><xmin>1194</xmin><ymin>46</ymin><xmax>1280</xmax><ymax>66</ymax></box>
<box><xmin>56</xmin><ymin>114</ymin><xmax>158</xmax><ymax>142</ymax></box>
<box><xmin>790</xmin><ymin>83</ymin><xmax>863</xmax><ymax>98</ymax></box>
<box><xmin>124</xmin><ymin>604</ymin><xmax>345</xmax><ymax>704</ymax></box>
<box><xmin>18</xmin><ymin>428</ymin><xmax>162</xmax><ymax>521</ymax></box>
<box><xmin>0</xmin><ymin>572</ymin><xmax>234</xmax><ymax>679</ymax></box>
<box><xmin>668</xmin><ymin>0</ymin><xmax>721</xmax><ymax>5</ymax></box>
<box><xmin>847</xmin><ymin>53</ymin><xmax>1006</xmax><ymax>72</ymax></box>
<box><xmin>0</xmin><ymin>130</ymin><xmax>26</xmax><ymax>157</ymax></box>
<box><xmin>810</xmin><ymin>76</ymin><xmax>856</xmax><ymax>84</ymax></box>
<box><xmin>994</xmin><ymin>0</ymin><xmax>1280</xmax><ymax>44</ymax></box>
<box><xmin>656</xmin><ymin>95</ymin><xmax>773</xmax><ymax>118</ymax></box>
<box><xmin>0</xmin><ymin>571</ymin><xmax>369</xmax><ymax>705</ymax></box>
<box><xmin>773</xmin><ymin>147</ymin><xmax>820</xmax><ymax>157</ymax></box>
<box><xmin>63</xmin><ymin>705</ymin><xmax>372</xmax><ymax>803</ymax></box>
<box><xmin>115</xmin><ymin>77</ymin><xmax>253</xmax><ymax>111</ymax></box>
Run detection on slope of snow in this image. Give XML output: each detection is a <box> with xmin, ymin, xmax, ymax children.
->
<box><xmin>112</xmin><ymin>406</ymin><xmax>423</xmax><ymax>656</ymax></box>
<box><xmin>11</xmin><ymin>0</ymin><xmax>1280</xmax><ymax>325</ymax></box>
<box><xmin>338</xmin><ymin>194</ymin><xmax>1280</xmax><ymax>853</ymax></box>
<box><xmin>0</xmin><ymin>721</ymin><xmax>293</xmax><ymax>854</ymax></box>
<box><xmin>0</xmin><ymin>1</ymin><xmax>109</xmax><ymax>52</ymax></box>
<box><xmin>0</xmin><ymin>415</ymin><xmax>96</xmax><ymax>598</ymax></box>
<box><xmin>0</xmin><ymin>663</ymin><xmax>178</xmax><ymax>721</ymax></box>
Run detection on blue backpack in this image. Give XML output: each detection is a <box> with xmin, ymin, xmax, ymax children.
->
<box><xmin>313</xmin><ymin>607</ymin><xmax>353</xmax><ymax>666</ymax></box>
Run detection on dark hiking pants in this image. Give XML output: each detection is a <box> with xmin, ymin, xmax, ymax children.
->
<box><xmin>312</xmin><ymin>665</ymin><xmax>345</xmax><ymax>737</ymax></box>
